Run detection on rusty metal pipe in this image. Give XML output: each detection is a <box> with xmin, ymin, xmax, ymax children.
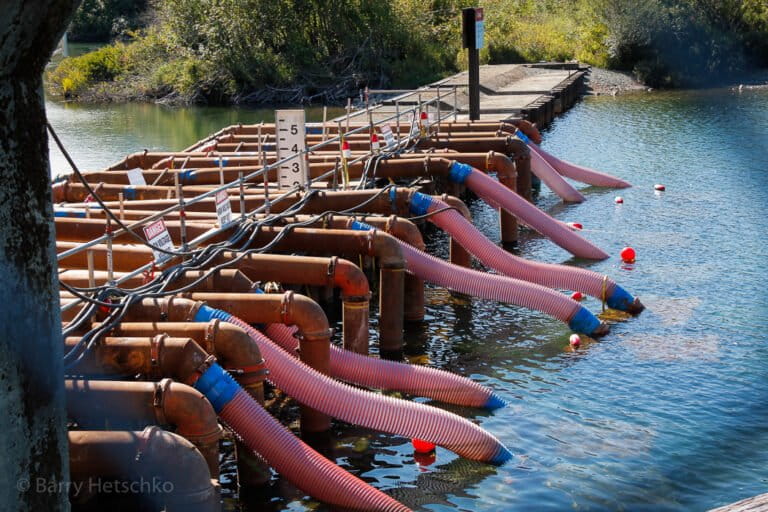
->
<box><xmin>87</xmin><ymin>321</ymin><xmax>268</xmax><ymax>487</ymax></box>
<box><xmin>68</xmin><ymin>427</ymin><xmax>220</xmax><ymax>512</ymax></box>
<box><xmin>113</xmin><ymin>294</ymin><xmax>331</xmax><ymax>433</ymax></box>
<box><xmin>66</xmin><ymin>379</ymin><xmax>222</xmax><ymax>478</ymax></box>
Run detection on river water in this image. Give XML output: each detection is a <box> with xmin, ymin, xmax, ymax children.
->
<box><xmin>47</xmin><ymin>87</ymin><xmax>768</xmax><ymax>511</ymax></box>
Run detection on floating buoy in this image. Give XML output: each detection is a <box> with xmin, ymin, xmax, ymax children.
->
<box><xmin>654</xmin><ymin>184</ymin><xmax>665</xmax><ymax>191</ymax></box>
<box><xmin>615</xmin><ymin>196</ymin><xmax>624</xmax><ymax>204</ymax></box>
<box><xmin>414</xmin><ymin>451</ymin><xmax>436</xmax><ymax>467</ymax></box>
<box><xmin>412</xmin><ymin>438</ymin><xmax>436</xmax><ymax>454</ymax></box>
<box><xmin>620</xmin><ymin>246</ymin><xmax>636</xmax><ymax>263</ymax></box>
<box><xmin>567</xmin><ymin>222</ymin><xmax>583</xmax><ymax>230</ymax></box>
<box><xmin>569</xmin><ymin>334</ymin><xmax>581</xmax><ymax>348</ymax></box>
<box><xmin>571</xmin><ymin>291</ymin><xmax>584</xmax><ymax>301</ymax></box>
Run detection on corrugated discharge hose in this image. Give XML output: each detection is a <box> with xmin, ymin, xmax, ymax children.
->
<box><xmin>349</xmin><ymin>220</ymin><xmax>604</xmax><ymax>336</ymax></box>
<box><xmin>191</xmin><ymin>364</ymin><xmax>410</xmax><ymax>511</ymax></box>
<box><xmin>264</xmin><ymin>323</ymin><xmax>505</xmax><ymax>409</ymax></box>
<box><xmin>194</xmin><ymin>306</ymin><xmax>512</xmax><ymax>464</ymax></box>
<box><xmin>426</xmin><ymin>166</ymin><xmax>638</xmax><ymax>312</ymax></box>
<box><xmin>517</xmin><ymin>130</ymin><xmax>632</xmax><ymax>188</ymax></box>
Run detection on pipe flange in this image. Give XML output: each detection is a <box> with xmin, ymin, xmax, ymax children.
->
<box><xmin>134</xmin><ymin>425</ymin><xmax>161</xmax><ymax>464</ymax></box>
<box><xmin>227</xmin><ymin>359</ymin><xmax>269</xmax><ymax>386</ymax></box>
<box><xmin>364</xmin><ymin>228</ymin><xmax>377</xmax><ymax>257</ymax></box>
<box><xmin>203</xmin><ymin>319</ymin><xmax>220</xmax><ymax>354</ymax></box>
<box><xmin>280</xmin><ymin>291</ymin><xmax>295</xmax><ymax>325</ymax></box>
<box><xmin>153</xmin><ymin>378</ymin><xmax>173</xmax><ymax>426</ymax></box>
<box><xmin>326</xmin><ymin>256</ymin><xmax>338</xmax><ymax>282</ymax></box>
<box><xmin>149</xmin><ymin>334</ymin><xmax>167</xmax><ymax>378</ymax></box>
<box><xmin>185</xmin><ymin>300</ymin><xmax>204</xmax><ymax>322</ymax></box>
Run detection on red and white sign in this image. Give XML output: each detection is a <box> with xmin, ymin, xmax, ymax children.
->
<box><xmin>380</xmin><ymin>124</ymin><xmax>396</xmax><ymax>149</ymax></box>
<box><xmin>215</xmin><ymin>189</ymin><xmax>232</xmax><ymax>226</ymax></box>
<box><xmin>142</xmin><ymin>219</ymin><xmax>174</xmax><ymax>263</ymax></box>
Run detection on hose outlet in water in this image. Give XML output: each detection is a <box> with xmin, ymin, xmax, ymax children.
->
<box><xmin>606</xmin><ymin>285</ymin><xmax>636</xmax><ymax>311</ymax></box>
<box><xmin>568</xmin><ymin>307</ymin><xmax>602</xmax><ymax>336</ymax></box>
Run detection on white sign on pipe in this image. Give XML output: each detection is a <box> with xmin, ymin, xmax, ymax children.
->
<box><xmin>126</xmin><ymin>168</ymin><xmax>147</xmax><ymax>186</ymax></box>
<box><xmin>215</xmin><ymin>189</ymin><xmax>232</xmax><ymax>226</ymax></box>
<box><xmin>142</xmin><ymin>219</ymin><xmax>174</xmax><ymax>263</ymax></box>
<box><xmin>381</xmin><ymin>124</ymin><xmax>396</xmax><ymax>149</ymax></box>
<box><xmin>275</xmin><ymin>109</ymin><xmax>308</xmax><ymax>188</ymax></box>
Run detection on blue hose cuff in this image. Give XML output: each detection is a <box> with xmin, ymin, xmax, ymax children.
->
<box><xmin>194</xmin><ymin>304</ymin><xmax>232</xmax><ymax>323</ymax></box>
<box><xmin>350</xmin><ymin>220</ymin><xmax>374</xmax><ymax>231</ymax></box>
<box><xmin>193</xmin><ymin>362</ymin><xmax>239</xmax><ymax>413</ymax></box>
<box><xmin>568</xmin><ymin>307</ymin><xmax>602</xmax><ymax>335</ymax></box>
<box><xmin>179</xmin><ymin>169</ymin><xmax>196</xmax><ymax>184</ymax></box>
<box><xmin>606</xmin><ymin>285</ymin><xmax>635</xmax><ymax>311</ymax></box>
<box><xmin>484</xmin><ymin>394</ymin><xmax>507</xmax><ymax>410</ymax></box>
<box><xmin>54</xmin><ymin>210</ymin><xmax>86</xmax><ymax>218</ymax></box>
<box><xmin>516</xmin><ymin>130</ymin><xmax>531</xmax><ymax>145</ymax></box>
<box><xmin>409</xmin><ymin>191</ymin><xmax>433</xmax><ymax>216</ymax></box>
<box><xmin>448</xmin><ymin>161</ymin><xmax>473</xmax><ymax>184</ymax></box>
<box><xmin>122</xmin><ymin>186</ymin><xmax>136</xmax><ymax>200</ymax></box>
<box><xmin>215</xmin><ymin>157</ymin><xmax>229</xmax><ymax>167</ymax></box>
<box><xmin>490</xmin><ymin>446</ymin><xmax>513</xmax><ymax>465</ymax></box>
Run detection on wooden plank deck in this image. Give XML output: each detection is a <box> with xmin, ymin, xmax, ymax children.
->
<box><xmin>710</xmin><ymin>492</ymin><xmax>768</xmax><ymax>512</ymax></box>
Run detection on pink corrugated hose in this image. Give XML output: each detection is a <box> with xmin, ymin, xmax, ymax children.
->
<box><xmin>463</xmin><ymin>169</ymin><xmax>609</xmax><ymax>260</ymax></box>
<box><xmin>531</xmin><ymin>144</ymin><xmax>632</xmax><ymax>188</ymax></box>
<box><xmin>222</xmin><ymin>314</ymin><xmax>512</xmax><ymax>464</ymax></box>
<box><xmin>264</xmin><ymin>323</ymin><xmax>505</xmax><ymax>409</ymax></box>
<box><xmin>220</xmin><ymin>389</ymin><xmax>411</xmax><ymax>511</ymax></box>
<box><xmin>428</xmin><ymin>197</ymin><xmax>619</xmax><ymax>298</ymax></box>
<box><xmin>529</xmin><ymin>148</ymin><xmax>586</xmax><ymax>202</ymax></box>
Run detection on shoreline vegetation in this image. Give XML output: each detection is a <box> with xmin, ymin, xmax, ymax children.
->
<box><xmin>48</xmin><ymin>0</ymin><xmax>768</xmax><ymax>106</ymax></box>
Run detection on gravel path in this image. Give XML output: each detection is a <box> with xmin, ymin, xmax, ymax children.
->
<box><xmin>584</xmin><ymin>67</ymin><xmax>649</xmax><ymax>95</ymax></box>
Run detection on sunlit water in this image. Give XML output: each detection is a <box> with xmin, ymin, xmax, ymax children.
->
<box><xmin>47</xmin><ymin>88</ymin><xmax>768</xmax><ymax>511</ymax></box>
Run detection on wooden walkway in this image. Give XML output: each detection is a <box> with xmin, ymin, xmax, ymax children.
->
<box><xmin>368</xmin><ymin>63</ymin><xmax>588</xmax><ymax>127</ymax></box>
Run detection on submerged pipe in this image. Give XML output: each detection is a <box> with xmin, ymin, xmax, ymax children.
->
<box><xmin>69</xmin><ymin>428</ymin><xmax>220</xmax><ymax>512</ymax></box>
<box><xmin>65</xmin><ymin>379</ymin><xmax>222</xmax><ymax>477</ymax></box>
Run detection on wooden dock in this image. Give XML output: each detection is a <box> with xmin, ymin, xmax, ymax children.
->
<box><xmin>367</xmin><ymin>62</ymin><xmax>588</xmax><ymax>128</ymax></box>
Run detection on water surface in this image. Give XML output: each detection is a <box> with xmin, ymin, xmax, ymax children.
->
<box><xmin>47</xmin><ymin>87</ymin><xmax>768</xmax><ymax>511</ymax></box>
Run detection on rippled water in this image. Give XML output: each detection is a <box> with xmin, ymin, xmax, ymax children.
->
<box><xmin>48</xmin><ymin>88</ymin><xmax>768</xmax><ymax>511</ymax></box>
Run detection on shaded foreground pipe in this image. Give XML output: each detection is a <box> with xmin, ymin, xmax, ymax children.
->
<box><xmin>66</xmin><ymin>379</ymin><xmax>222</xmax><ymax>478</ymax></box>
<box><xmin>264</xmin><ymin>323</ymin><xmax>504</xmax><ymax>409</ymax></box>
<box><xmin>65</xmin><ymin>336</ymin><xmax>410</xmax><ymax>511</ymax></box>
<box><xmin>194</xmin><ymin>306</ymin><xmax>512</xmax><ymax>463</ymax></box>
<box><xmin>349</xmin><ymin>221</ymin><xmax>608</xmax><ymax>336</ymax></box>
<box><xmin>89</xmin><ymin>322</ymin><xmax>269</xmax><ymax>486</ymax></box>
<box><xmin>120</xmin><ymin>293</ymin><xmax>332</xmax><ymax>433</ymax></box>
<box><xmin>69</xmin><ymin>428</ymin><xmax>219</xmax><ymax>512</ymax></box>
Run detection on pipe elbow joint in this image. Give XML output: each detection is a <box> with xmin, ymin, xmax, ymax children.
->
<box><xmin>281</xmin><ymin>291</ymin><xmax>332</xmax><ymax>341</ymax></box>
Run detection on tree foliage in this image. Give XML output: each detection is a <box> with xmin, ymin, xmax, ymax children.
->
<box><xmin>50</xmin><ymin>0</ymin><xmax>768</xmax><ymax>102</ymax></box>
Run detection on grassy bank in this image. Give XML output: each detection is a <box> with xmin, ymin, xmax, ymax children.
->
<box><xmin>48</xmin><ymin>0</ymin><xmax>768</xmax><ymax>105</ymax></box>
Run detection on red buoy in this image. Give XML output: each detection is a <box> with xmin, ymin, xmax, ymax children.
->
<box><xmin>571</xmin><ymin>291</ymin><xmax>584</xmax><ymax>301</ymax></box>
<box><xmin>567</xmin><ymin>222</ymin><xmax>583</xmax><ymax>230</ymax></box>
<box><xmin>569</xmin><ymin>334</ymin><xmax>581</xmax><ymax>348</ymax></box>
<box><xmin>412</xmin><ymin>438</ymin><xmax>436</xmax><ymax>454</ymax></box>
<box><xmin>615</xmin><ymin>196</ymin><xmax>624</xmax><ymax>204</ymax></box>
<box><xmin>654</xmin><ymin>184</ymin><xmax>666</xmax><ymax>191</ymax></box>
<box><xmin>620</xmin><ymin>246</ymin><xmax>636</xmax><ymax>263</ymax></box>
